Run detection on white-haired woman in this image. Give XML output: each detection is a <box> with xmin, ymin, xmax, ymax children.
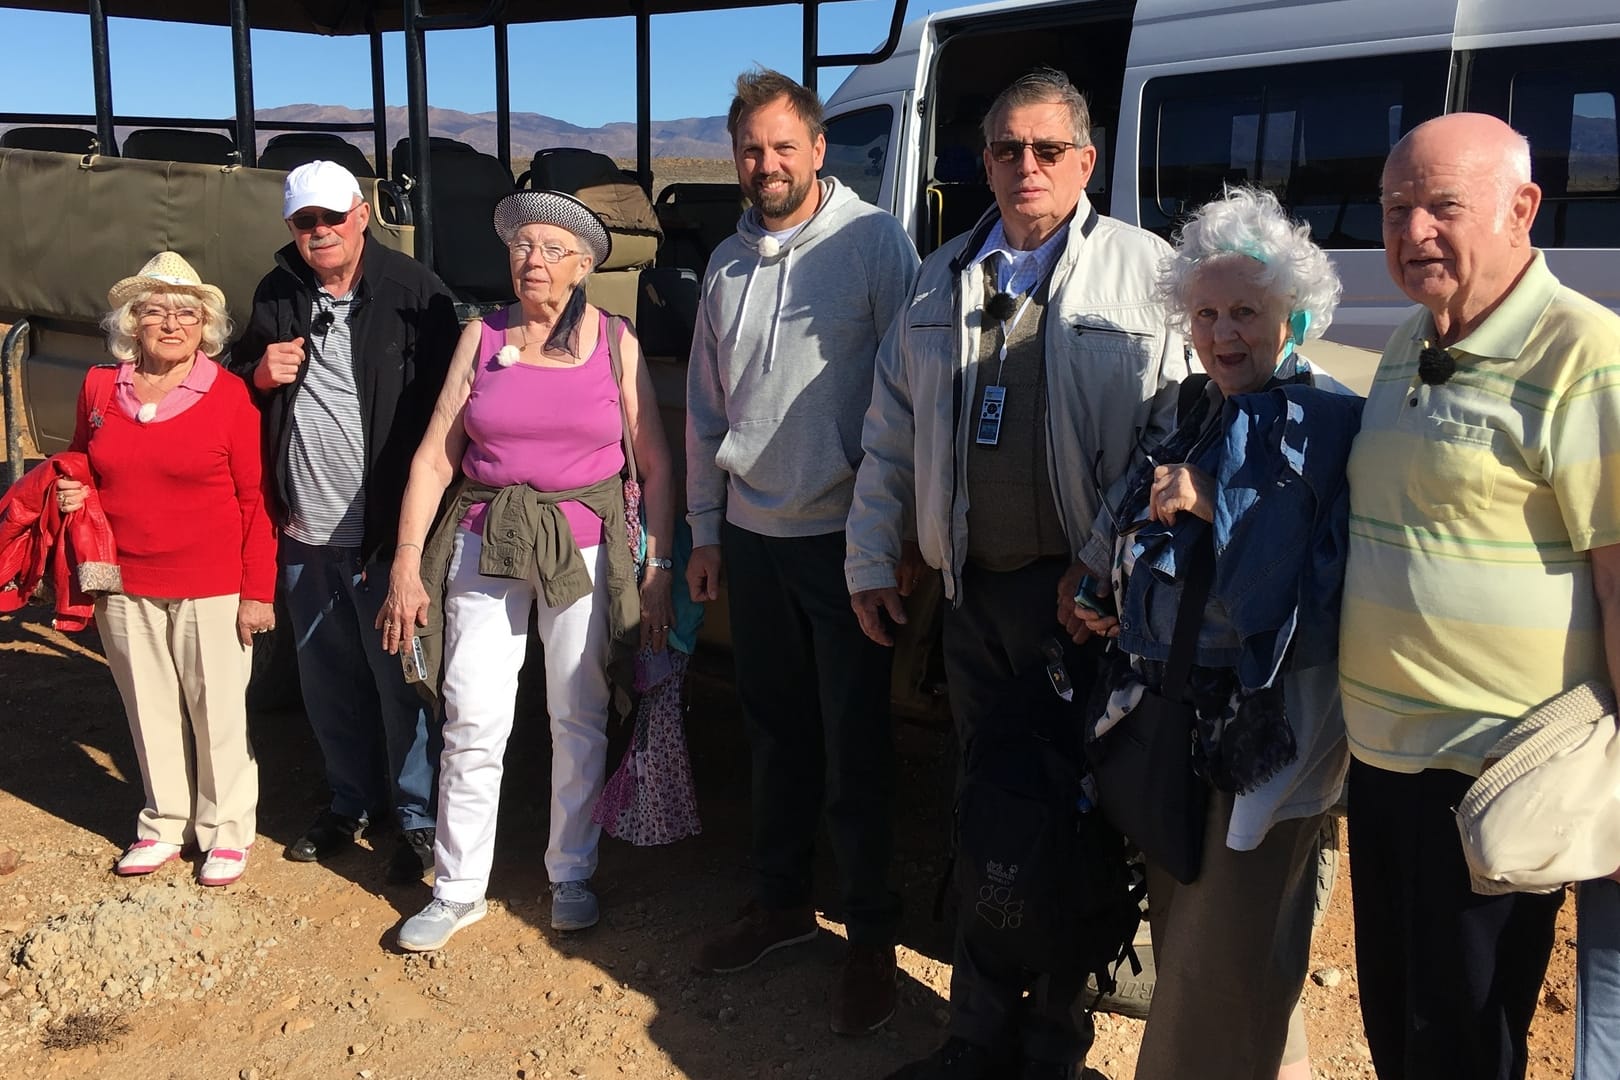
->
<box><xmin>377</xmin><ymin>190</ymin><xmax>674</xmax><ymax>949</ymax></box>
<box><xmin>56</xmin><ymin>251</ymin><xmax>276</xmax><ymax>887</ymax></box>
<box><xmin>1076</xmin><ymin>188</ymin><xmax>1359</xmax><ymax>1080</ymax></box>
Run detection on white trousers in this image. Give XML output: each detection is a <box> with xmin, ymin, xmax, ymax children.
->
<box><xmin>95</xmin><ymin>593</ymin><xmax>258</xmax><ymax>850</ymax></box>
<box><xmin>433</xmin><ymin>528</ymin><xmax>612</xmax><ymax>902</ymax></box>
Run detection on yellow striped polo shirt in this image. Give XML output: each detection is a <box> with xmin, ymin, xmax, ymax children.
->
<box><xmin>1340</xmin><ymin>252</ymin><xmax>1620</xmax><ymax>776</ymax></box>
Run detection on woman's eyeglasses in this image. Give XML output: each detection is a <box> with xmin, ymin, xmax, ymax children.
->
<box><xmin>508</xmin><ymin>242</ymin><xmax>581</xmax><ymax>264</ymax></box>
<box><xmin>288</xmin><ymin>207</ymin><xmax>354</xmax><ymax>230</ymax></box>
<box><xmin>988</xmin><ymin>140</ymin><xmax>1079</xmax><ymax>165</ymax></box>
<box><xmin>137</xmin><ymin>307</ymin><xmax>201</xmax><ymax>327</ymax></box>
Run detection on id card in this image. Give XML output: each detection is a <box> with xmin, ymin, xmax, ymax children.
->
<box><xmin>975</xmin><ymin>384</ymin><xmax>1006</xmax><ymax>446</ymax></box>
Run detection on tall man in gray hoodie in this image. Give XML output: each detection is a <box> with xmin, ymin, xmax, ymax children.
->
<box><xmin>685</xmin><ymin>68</ymin><xmax>920</xmax><ymax>1036</ymax></box>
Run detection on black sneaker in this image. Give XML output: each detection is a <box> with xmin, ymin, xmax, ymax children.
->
<box><xmin>285</xmin><ymin>810</ymin><xmax>365</xmax><ymax>863</ymax></box>
<box><xmin>884</xmin><ymin>1037</ymin><xmax>1005</xmax><ymax>1080</ymax></box>
<box><xmin>386</xmin><ymin>827</ymin><xmax>436</xmax><ymax>884</ymax></box>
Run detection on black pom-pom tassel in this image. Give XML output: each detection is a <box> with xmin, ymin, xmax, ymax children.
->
<box><xmin>984</xmin><ymin>292</ymin><xmax>1018</xmax><ymax>322</ymax></box>
<box><xmin>1418</xmin><ymin>346</ymin><xmax>1456</xmax><ymax>386</ymax></box>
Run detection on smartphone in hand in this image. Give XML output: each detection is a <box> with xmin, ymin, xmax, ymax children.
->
<box><xmin>1074</xmin><ymin>574</ymin><xmax>1115</xmax><ymax>618</ymax></box>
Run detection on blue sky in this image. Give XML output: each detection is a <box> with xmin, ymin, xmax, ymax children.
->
<box><xmin>0</xmin><ymin>2</ymin><xmax>929</xmax><ymax>126</ymax></box>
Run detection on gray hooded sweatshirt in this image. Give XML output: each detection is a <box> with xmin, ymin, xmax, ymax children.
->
<box><xmin>685</xmin><ymin>177</ymin><xmax>919</xmax><ymax>547</ymax></box>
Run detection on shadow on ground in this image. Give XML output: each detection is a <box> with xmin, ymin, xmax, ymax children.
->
<box><xmin>0</xmin><ymin>606</ymin><xmax>959</xmax><ymax>1077</ymax></box>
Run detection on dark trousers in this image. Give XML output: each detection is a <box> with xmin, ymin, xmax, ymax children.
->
<box><xmin>723</xmin><ymin>521</ymin><xmax>900</xmax><ymax>945</ymax></box>
<box><xmin>280</xmin><ymin>537</ymin><xmax>439</xmax><ymax>831</ymax></box>
<box><xmin>943</xmin><ymin>556</ymin><xmax>1097</xmax><ymax>1065</ymax></box>
<box><xmin>1348</xmin><ymin>759</ymin><xmax>1563</xmax><ymax>1080</ymax></box>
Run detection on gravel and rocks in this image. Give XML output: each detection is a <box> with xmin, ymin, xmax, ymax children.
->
<box><xmin>4</xmin><ymin>879</ymin><xmax>279</xmax><ymax>1033</ymax></box>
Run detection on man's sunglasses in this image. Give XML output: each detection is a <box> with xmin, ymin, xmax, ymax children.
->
<box><xmin>988</xmin><ymin>140</ymin><xmax>1079</xmax><ymax>165</ymax></box>
<box><xmin>288</xmin><ymin>207</ymin><xmax>354</xmax><ymax>230</ymax></box>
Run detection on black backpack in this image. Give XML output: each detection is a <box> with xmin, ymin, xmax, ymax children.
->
<box><xmin>951</xmin><ymin>654</ymin><xmax>1143</xmax><ymax>991</ymax></box>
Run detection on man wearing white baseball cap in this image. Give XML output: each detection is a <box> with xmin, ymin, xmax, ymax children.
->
<box><xmin>229</xmin><ymin>159</ymin><xmax>461</xmax><ymax>883</ymax></box>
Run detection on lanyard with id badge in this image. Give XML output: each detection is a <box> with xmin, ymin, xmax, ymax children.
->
<box><xmin>975</xmin><ymin>288</ymin><xmax>1036</xmax><ymax>447</ymax></box>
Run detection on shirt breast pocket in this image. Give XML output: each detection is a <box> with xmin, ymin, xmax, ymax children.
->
<box><xmin>1406</xmin><ymin>417</ymin><xmax>1497</xmax><ymax>522</ymax></box>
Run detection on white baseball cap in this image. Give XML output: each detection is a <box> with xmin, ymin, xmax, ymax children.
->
<box><xmin>283</xmin><ymin>160</ymin><xmax>364</xmax><ymax>219</ymax></box>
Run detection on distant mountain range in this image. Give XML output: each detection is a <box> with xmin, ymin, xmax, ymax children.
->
<box><xmin>254</xmin><ymin>104</ymin><xmax>733</xmax><ymax>162</ymax></box>
<box><xmin>0</xmin><ymin>104</ymin><xmax>734</xmax><ymax>163</ymax></box>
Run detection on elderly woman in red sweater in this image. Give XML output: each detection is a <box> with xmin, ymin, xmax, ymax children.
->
<box><xmin>56</xmin><ymin>252</ymin><xmax>277</xmax><ymax>887</ymax></box>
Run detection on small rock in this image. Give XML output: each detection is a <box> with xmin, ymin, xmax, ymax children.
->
<box><xmin>1309</xmin><ymin>967</ymin><xmax>1343</xmax><ymax>989</ymax></box>
<box><xmin>0</xmin><ymin>850</ymin><xmax>18</xmax><ymax>876</ymax></box>
<box><xmin>718</xmin><ymin>1006</ymin><xmax>737</xmax><ymax>1024</ymax></box>
<box><xmin>240</xmin><ymin>1069</ymin><xmax>259</xmax><ymax>1080</ymax></box>
<box><xmin>282</xmin><ymin>1017</ymin><xmax>316</xmax><ymax>1036</ymax></box>
<box><xmin>348</xmin><ymin>1043</ymin><xmax>368</xmax><ymax>1057</ymax></box>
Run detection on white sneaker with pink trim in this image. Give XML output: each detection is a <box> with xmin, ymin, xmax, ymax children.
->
<box><xmin>198</xmin><ymin>847</ymin><xmax>250</xmax><ymax>887</ymax></box>
<box><xmin>114</xmin><ymin>839</ymin><xmax>181</xmax><ymax>876</ymax></box>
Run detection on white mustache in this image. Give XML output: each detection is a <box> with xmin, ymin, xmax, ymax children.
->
<box><xmin>306</xmin><ymin>235</ymin><xmax>343</xmax><ymax>250</ymax></box>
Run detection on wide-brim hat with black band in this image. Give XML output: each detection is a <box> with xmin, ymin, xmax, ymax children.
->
<box><xmin>493</xmin><ymin>190</ymin><xmax>612</xmax><ymax>268</ymax></box>
<box><xmin>107</xmin><ymin>251</ymin><xmax>227</xmax><ymax>311</ymax></box>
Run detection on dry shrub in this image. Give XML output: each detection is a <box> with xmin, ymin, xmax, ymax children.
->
<box><xmin>40</xmin><ymin>1009</ymin><xmax>131</xmax><ymax>1051</ymax></box>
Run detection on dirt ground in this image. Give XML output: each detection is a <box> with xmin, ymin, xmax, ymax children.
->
<box><xmin>0</xmin><ymin>597</ymin><xmax>1582</xmax><ymax>1080</ymax></box>
<box><xmin>0</xmin><ymin>329</ymin><xmax>1585</xmax><ymax>1079</ymax></box>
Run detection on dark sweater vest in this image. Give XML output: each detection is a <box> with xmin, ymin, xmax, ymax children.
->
<box><xmin>965</xmin><ymin>265</ymin><xmax>1069</xmax><ymax>571</ymax></box>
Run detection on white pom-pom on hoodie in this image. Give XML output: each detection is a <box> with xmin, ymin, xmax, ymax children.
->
<box><xmin>496</xmin><ymin>344</ymin><xmax>521</xmax><ymax>367</ymax></box>
<box><xmin>136</xmin><ymin>402</ymin><xmax>158</xmax><ymax>424</ymax></box>
<box><xmin>756</xmin><ymin>235</ymin><xmax>782</xmax><ymax>259</ymax></box>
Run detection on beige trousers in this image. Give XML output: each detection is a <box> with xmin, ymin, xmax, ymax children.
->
<box><xmin>96</xmin><ymin>593</ymin><xmax>258</xmax><ymax>851</ymax></box>
<box><xmin>1135</xmin><ymin>791</ymin><xmax>1323</xmax><ymax>1079</ymax></box>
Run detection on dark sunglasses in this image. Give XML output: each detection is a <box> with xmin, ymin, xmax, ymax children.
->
<box><xmin>288</xmin><ymin>207</ymin><xmax>354</xmax><ymax>230</ymax></box>
<box><xmin>988</xmin><ymin>139</ymin><xmax>1079</xmax><ymax>165</ymax></box>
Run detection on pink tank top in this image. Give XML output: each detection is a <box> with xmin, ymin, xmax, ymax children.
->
<box><xmin>459</xmin><ymin>307</ymin><xmax>626</xmax><ymax>548</ymax></box>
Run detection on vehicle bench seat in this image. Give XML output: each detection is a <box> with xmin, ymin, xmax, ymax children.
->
<box><xmin>260</xmin><ymin>133</ymin><xmax>377</xmax><ymax>179</ymax></box>
<box><xmin>123</xmin><ymin>128</ymin><xmax>238</xmax><ymax>166</ymax></box>
<box><xmin>392</xmin><ymin>136</ymin><xmax>515</xmax><ymax>304</ymax></box>
<box><xmin>522</xmin><ymin>147</ymin><xmax>674</xmax><ymax>337</ymax></box>
<box><xmin>0</xmin><ymin>126</ymin><xmax>106</xmax><ymax>155</ymax></box>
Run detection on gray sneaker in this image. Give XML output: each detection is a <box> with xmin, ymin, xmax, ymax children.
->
<box><xmin>550</xmin><ymin>880</ymin><xmax>599</xmax><ymax>931</ymax></box>
<box><xmin>397</xmin><ymin>897</ymin><xmax>487</xmax><ymax>952</ymax></box>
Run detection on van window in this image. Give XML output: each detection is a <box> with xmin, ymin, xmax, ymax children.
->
<box><xmin>822</xmin><ymin>106</ymin><xmax>893</xmax><ymax>205</ymax></box>
<box><xmin>1140</xmin><ymin>53</ymin><xmax>1449</xmax><ymax>248</ymax></box>
<box><xmin>1465</xmin><ymin>40</ymin><xmax>1620</xmax><ymax>248</ymax></box>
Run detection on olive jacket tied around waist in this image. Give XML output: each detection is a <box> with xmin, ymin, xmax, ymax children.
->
<box><xmin>406</xmin><ymin>473</ymin><xmax>639</xmax><ymax>702</ymax></box>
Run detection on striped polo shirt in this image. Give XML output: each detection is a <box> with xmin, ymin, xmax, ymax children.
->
<box><xmin>284</xmin><ymin>289</ymin><xmax>367</xmax><ymax>546</ymax></box>
<box><xmin>1340</xmin><ymin>252</ymin><xmax>1620</xmax><ymax>776</ymax></box>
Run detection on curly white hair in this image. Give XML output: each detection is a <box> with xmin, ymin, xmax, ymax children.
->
<box><xmin>102</xmin><ymin>287</ymin><xmax>234</xmax><ymax>362</ymax></box>
<box><xmin>1159</xmin><ymin>186</ymin><xmax>1342</xmax><ymax>338</ymax></box>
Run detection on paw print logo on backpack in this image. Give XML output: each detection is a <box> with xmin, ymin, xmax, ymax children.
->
<box><xmin>975</xmin><ymin>884</ymin><xmax>1024</xmax><ymax>931</ymax></box>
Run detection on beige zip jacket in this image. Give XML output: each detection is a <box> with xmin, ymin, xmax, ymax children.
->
<box><xmin>845</xmin><ymin>197</ymin><xmax>1189</xmax><ymax>603</ymax></box>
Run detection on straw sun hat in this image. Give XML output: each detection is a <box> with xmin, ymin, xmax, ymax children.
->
<box><xmin>107</xmin><ymin>251</ymin><xmax>226</xmax><ymax>311</ymax></box>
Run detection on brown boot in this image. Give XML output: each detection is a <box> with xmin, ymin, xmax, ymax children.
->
<box><xmin>695</xmin><ymin>900</ymin><xmax>818</xmax><ymax>974</ymax></box>
<box><xmin>830</xmin><ymin>942</ymin><xmax>896</xmax><ymax>1036</ymax></box>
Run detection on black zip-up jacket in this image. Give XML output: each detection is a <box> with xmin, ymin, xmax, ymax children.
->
<box><xmin>228</xmin><ymin>233</ymin><xmax>460</xmax><ymax>563</ymax></box>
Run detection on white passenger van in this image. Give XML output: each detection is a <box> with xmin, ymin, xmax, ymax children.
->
<box><xmin>818</xmin><ymin>0</ymin><xmax>1620</xmax><ymax>358</ymax></box>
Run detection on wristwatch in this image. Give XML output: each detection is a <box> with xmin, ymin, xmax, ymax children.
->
<box><xmin>645</xmin><ymin>556</ymin><xmax>674</xmax><ymax>571</ymax></box>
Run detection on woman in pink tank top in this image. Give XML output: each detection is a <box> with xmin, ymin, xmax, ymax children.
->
<box><xmin>375</xmin><ymin>191</ymin><xmax>674</xmax><ymax>948</ymax></box>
